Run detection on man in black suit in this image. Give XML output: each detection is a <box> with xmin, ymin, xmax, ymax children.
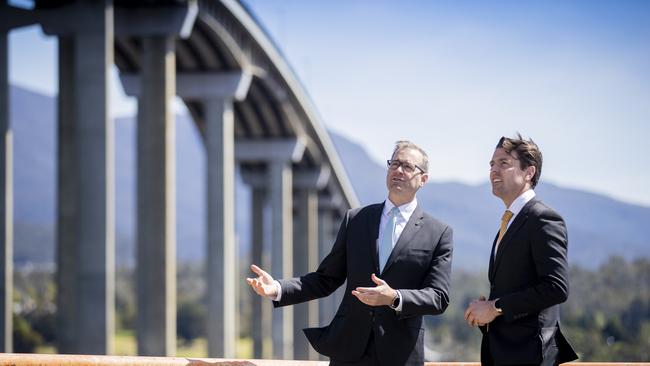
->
<box><xmin>247</xmin><ymin>140</ymin><xmax>453</xmax><ymax>365</ymax></box>
<box><xmin>464</xmin><ymin>135</ymin><xmax>578</xmax><ymax>366</ymax></box>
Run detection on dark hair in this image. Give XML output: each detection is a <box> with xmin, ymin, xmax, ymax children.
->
<box><xmin>496</xmin><ymin>133</ymin><xmax>543</xmax><ymax>188</ymax></box>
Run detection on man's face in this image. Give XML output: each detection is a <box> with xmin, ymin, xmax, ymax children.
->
<box><xmin>386</xmin><ymin>148</ymin><xmax>428</xmax><ymax>203</ymax></box>
<box><xmin>489</xmin><ymin>147</ymin><xmax>533</xmax><ymax>205</ymax></box>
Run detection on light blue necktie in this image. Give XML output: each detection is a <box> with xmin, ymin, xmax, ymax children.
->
<box><xmin>379</xmin><ymin>207</ymin><xmax>400</xmax><ymax>273</ymax></box>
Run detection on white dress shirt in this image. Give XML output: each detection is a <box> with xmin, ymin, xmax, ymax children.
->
<box><xmin>505</xmin><ymin>189</ymin><xmax>536</xmax><ymax>230</ymax></box>
<box><xmin>378</xmin><ymin>197</ymin><xmax>418</xmax><ymax>312</ymax></box>
<box><xmin>379</xmin><ymin>197</ymin><xmax>418</xmax><ymax>250</ymax></box>
<box><xmin>494</xmin><ymin>189</ymin><xmax>536</xmax><ymax>259</ymax></box>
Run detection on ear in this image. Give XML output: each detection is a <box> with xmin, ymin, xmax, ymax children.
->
<box><xmin>525</xmin><ymin>166</ymin><xmax>536</xmax><ymax>182</ymax></box>
<box><xmin>420</xmin><ymin>173</ymin><xmax>429</xmax><ymax>186</ymax></box>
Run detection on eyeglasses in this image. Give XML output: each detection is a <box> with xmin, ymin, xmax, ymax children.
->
<box><xmin>387</xmin><ymin>159</ymin><xmax>425</xmax><ymax>174</ymax></box>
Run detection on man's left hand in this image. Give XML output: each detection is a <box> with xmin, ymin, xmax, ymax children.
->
<box><xmin>464</xmin><ymin>296</ymin><xmax>500</xmax><ymax>326</ymax></box>
<box><xmin>352</xmin><ymin>274</ymin><xmax>397</xmax><ymax>307</ymax></box>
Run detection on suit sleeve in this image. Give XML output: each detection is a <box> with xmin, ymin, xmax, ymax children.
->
<box><xmin>499</xmin><ymin>208</ymin><xmax>570</xmax><ymax>322</ymax></box>
<box><xmin>274</xmin><ymin>210</ymin><xmax>350</xmax><ymax>307</ymax></box>
<box><xmin>399</xmin><ymin>225</ymin><xmax>453</xmax><ymax>318</ymax></box>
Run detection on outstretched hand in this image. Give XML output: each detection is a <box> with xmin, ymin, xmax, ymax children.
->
<box><xmin>351</xmin><ymin>273</ymin><xmax>397</xmax><ymax>307</ymax></box>
<box><xmin>246</xmin><ymin>264</ymin><xmax>278</xmax><ymax>299</ymax></box>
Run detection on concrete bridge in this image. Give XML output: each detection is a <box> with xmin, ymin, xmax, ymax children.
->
<box><xmin>0</xmin><ymin>0</ymin><xmax>358</xmax><ymax>360</ymax></box>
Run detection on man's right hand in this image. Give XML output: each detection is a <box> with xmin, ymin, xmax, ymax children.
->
<box><xmin>246</xmin><ymin>264</ymin><xmax>278</xmax><ymax>299</ymax></box>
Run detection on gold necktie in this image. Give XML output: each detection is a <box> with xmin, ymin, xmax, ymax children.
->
<box><xmin>497</xmin><ymin>210</ymin><xmax>514</xmax><ymax>245</ymax></box>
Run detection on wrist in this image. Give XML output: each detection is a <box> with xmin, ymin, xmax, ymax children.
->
<box><xmin>389</xmin><ymin>290</ymin><xmax>400</xmax><ymax>309</ymax></box>
<box><xmin>271</xmin><ymin>281</ymin><xmax>281</xmax><ymax>301</ymax></box>
<box><xmin>492</xmin><ymin>299</ymin><xmax>503</xmax><ymax>316</ymax></box>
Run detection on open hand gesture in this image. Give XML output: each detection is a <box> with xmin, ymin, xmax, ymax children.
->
<box><xmin>351</xmin><ymin>273</ymin><xmax>397</xmax><ymax>307</ymax></box>
<box><xmin>246</xmin><ymin>264</ymin><xmax>278</xmax><ymax>299</ymax></box>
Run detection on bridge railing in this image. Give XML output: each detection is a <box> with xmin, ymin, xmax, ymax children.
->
<box><xmin>0</xmin><ymin>354</ymin><xmax>648</xmax><ymax>366</ymax></box>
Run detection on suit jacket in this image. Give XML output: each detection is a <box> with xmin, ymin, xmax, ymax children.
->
<box><xmin>481</xmin><ymin>198</ymin><xmax>578</xmax><ymax>366</ymax></box>
<box><xmin>275</xmin><ymin>202</ymin><xmax>453</xmax><ymax>365</ymax></box>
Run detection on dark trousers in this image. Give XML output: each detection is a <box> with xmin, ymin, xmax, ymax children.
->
<box><xmin>329</xmin><ymin>333</ymin><xmax>378</xmax><ymax>366</ymax></box>
<box><xmin>482</xmin><ymin>338</ymin><xmax>560</xmax><ymax>366</ymax></box>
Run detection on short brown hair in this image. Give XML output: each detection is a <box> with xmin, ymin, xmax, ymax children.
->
<box><xmin>496</xmin><ymin>133</ymin><xmax>543</xmax><ymax>188</ymax></box>
<box><xmin>392</xmin><ymin>140</ymin><xmax>429</xmax><ymax>173</ymax></box>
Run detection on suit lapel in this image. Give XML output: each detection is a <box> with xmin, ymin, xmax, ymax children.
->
<box><xmin>381</xmin><ymin>205</ymin><xmax>424</xmax><ymax>275</ymax></box>
<box><xmin>488</xmin><ymin>233</ymin><xmax>498</xmax><ymax>282</ymax></box>
<box><xmin>491</xmin><ymin>198</ymin><xmax>537</xmax><ymax>278</ymax></box>
<box><xmin>369</xmin><ymin>202</ymin><xmax>385</xmax><ymax>275</ymax></box>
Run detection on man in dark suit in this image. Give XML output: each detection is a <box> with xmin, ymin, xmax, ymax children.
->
<box><xmin>464</xmin><ymin>135</ymin><xmax>578</xmax><ymax>366</ymax></box>
<box><xmin>247</xmin><ymin>140</ymin><xmax>453</xmax><ymax>365</ymax></box>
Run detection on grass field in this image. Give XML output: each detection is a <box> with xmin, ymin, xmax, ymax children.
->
<box><xmin>36</xmin><ymin>331</ymin><xmax>254</xmax><ymax>358</ymax></box>
<box><xmin>115</xmin><ymin>331</ymin><xmax>254</xmax><ymax>358</ymax></box>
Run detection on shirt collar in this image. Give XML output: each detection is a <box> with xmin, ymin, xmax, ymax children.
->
<box><xmin>384</xmin><ymin>197</ymin><xmax>418</xmax><ymax>218</ymax></box>
<box><xmin>507</xmin><ymin>189</ymin><xmax>536</xmax><ymax>217</ymax></box>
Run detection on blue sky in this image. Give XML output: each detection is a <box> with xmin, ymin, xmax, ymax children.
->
<box><xmin>7</xmin><ymin>0</ymin><xmax>650</xmax><ymax>206</ymax></box>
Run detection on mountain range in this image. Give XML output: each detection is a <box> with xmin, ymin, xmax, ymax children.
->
<box><xmin>9</xmin><ymin>85</ymin><xmax>650</xmax><ymax>270</ymax></box>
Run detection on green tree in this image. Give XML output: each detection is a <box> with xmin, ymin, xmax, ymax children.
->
<box><xmin>13</xmin><ymin>314</ymin><xmax>43</xmax><ymax>352</ymax></box>
<box><xmin>177</xmin><ymin>300</ymin><xmax>206</xmax><ymax>344</ymax></box>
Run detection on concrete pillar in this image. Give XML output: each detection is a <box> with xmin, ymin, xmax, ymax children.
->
<box><xmin>122</xmin><ymin>70</ymin><xmax>251</xmax><ymax>358</ymax></box>
<box><xmin>316</xmin><ymin>191</ymin><xmax>346</xmax><ymax>329</ymax></box>
<box><xmin>179</xmin><ymin>71</ymin><xmax>250</xmax><ymax>358</ymax></box>
<box><xmin>317</xmin><ymin>207</ymin><xmax>335</xmax><ymax>326</ymax></box>
<box><xmin>237</xmin><ymin>140</ymin><xmax>305</xmax><ymax>360</ymax></box>
<box><xmin>251</xmin><ymin>187</ymin><xmax>271</xmax><ymax>358</ymax></box>
<box><xmin>331</xmin><ymin>211</ymin><xmax>346</xmax><ymax>312</ymax></box>
<box><xmin>56</xmin><ymin>35</ymin><xmax>79</xmax><ymax>354</ymax></box>
<box><xmin>205</xmin><ymin>97</ymin><xmax>236</xmax><ymax>358</ymax></box>
<box><xmin>316</xmin><ymin>199</ymin><xmax>347</xmax><ymax>360</ymax></box>
<box><xmin>269</xmin><ymin>160</ymin><xmax>293</xmax><ymax>359</ymax></box>
<box><xmin>54</xmin><ymin>1</ymin><xmax>115</xmax><ymax>354</ymax></box>
<box><xmin>188</xmin><ymin>73</ymin><xmax>251</xmax><ymax>359</ymax></box>
<box><xmin>241</xmin><ymin>168</ymin><xmax>279</xmax><ymax>360</ymax></box>
<box><xmin>75</xmin><ymin>2</ymin><xmax>116</xmax><ymax>353</ymax></box>
<box><xmin>0</xmin><ymin>18</ymin><xmax>13</xmax><ymax>353</ymax></box>
<box><xmin>112</xmin><ymin>3</ymin><xmax>196</xmax><ymax>357</ymax></box>
<box><xmin>318</xmin><ymin>207</ymin><xmax>345</xmax><ymax>360</ymax></box>
<box><xmin>292</xmin><ymin>188</ymin><xmax>319</xmax><ymax>360</ymax></box>
<box><xmin>136</xmin><ymin>35</ymin><xmax>176</xmax><ymax>356</ymax></box>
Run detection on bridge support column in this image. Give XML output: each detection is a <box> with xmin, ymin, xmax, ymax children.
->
<box><xmin>317</xmin><ymin>208</ymin><xmax>335</xmax><ymax>326</ymax></box>
<box><xmin>54</xmin><ymin>1</ymin><xmax>115</xmax><ymax>355</ymax></box>
<box><xmin>56</xmin><ymin>35</ymin><xmax>78</xmax><ymax>355</ymax></box>
<box><xmin>122</xmin><ymin>69</ymin><xmax>251</xmax><ymax>357</ymax></box>
<box><xmin>293</xmin><ymin>168</ymin><xmax>329</xmax><ymax>360</ymax></box>
<box><xmin>0</xmin><ymin>10</ymin><xmax>13</xmax><ymax>353</ymax></box>
<box><xmin>237</xmin><ymin>139</ymin><xmax>305</xmax><ymax>359</ymax></box>
<box><xmin>316</xmin><ymin>195</ymin><xmax>346</xmax><ymax>360</ymax></box>
<box><xmin>178</xmin><ymin>71</ymin><xmax>251</xmax><ymax>358</ymax></box>
<box><xmin>250</xmin><ymin>187</ymin><xmax>271</xmax><ymax>358</ymax></box>
<box><xmin>240</xmin><ymin>172</ymin><xmax>276</xmax><ymax>360</ymax></box>
<box><xmin>204</xmin><ymin>97</ymin><xmax>237</xmax><ymax>358</ymax></box>
<box><xmin>292</xmin><ymin>189</ymin><xmax>318</xmax><ymax>360</ymax></box>
<box><xmin>269</xmin><ymin>160</ymin><xmax>294</xmax><ymax>359</ymax></box>
<box><xmin>135</xmin><ymin>35</ymin><xmax>177</xmax><ymax>356</ymax></box>
<box><xmin>114</xmin><ymin>2</ymin><xmax>197</xmax><ymax>356</ymax></box>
